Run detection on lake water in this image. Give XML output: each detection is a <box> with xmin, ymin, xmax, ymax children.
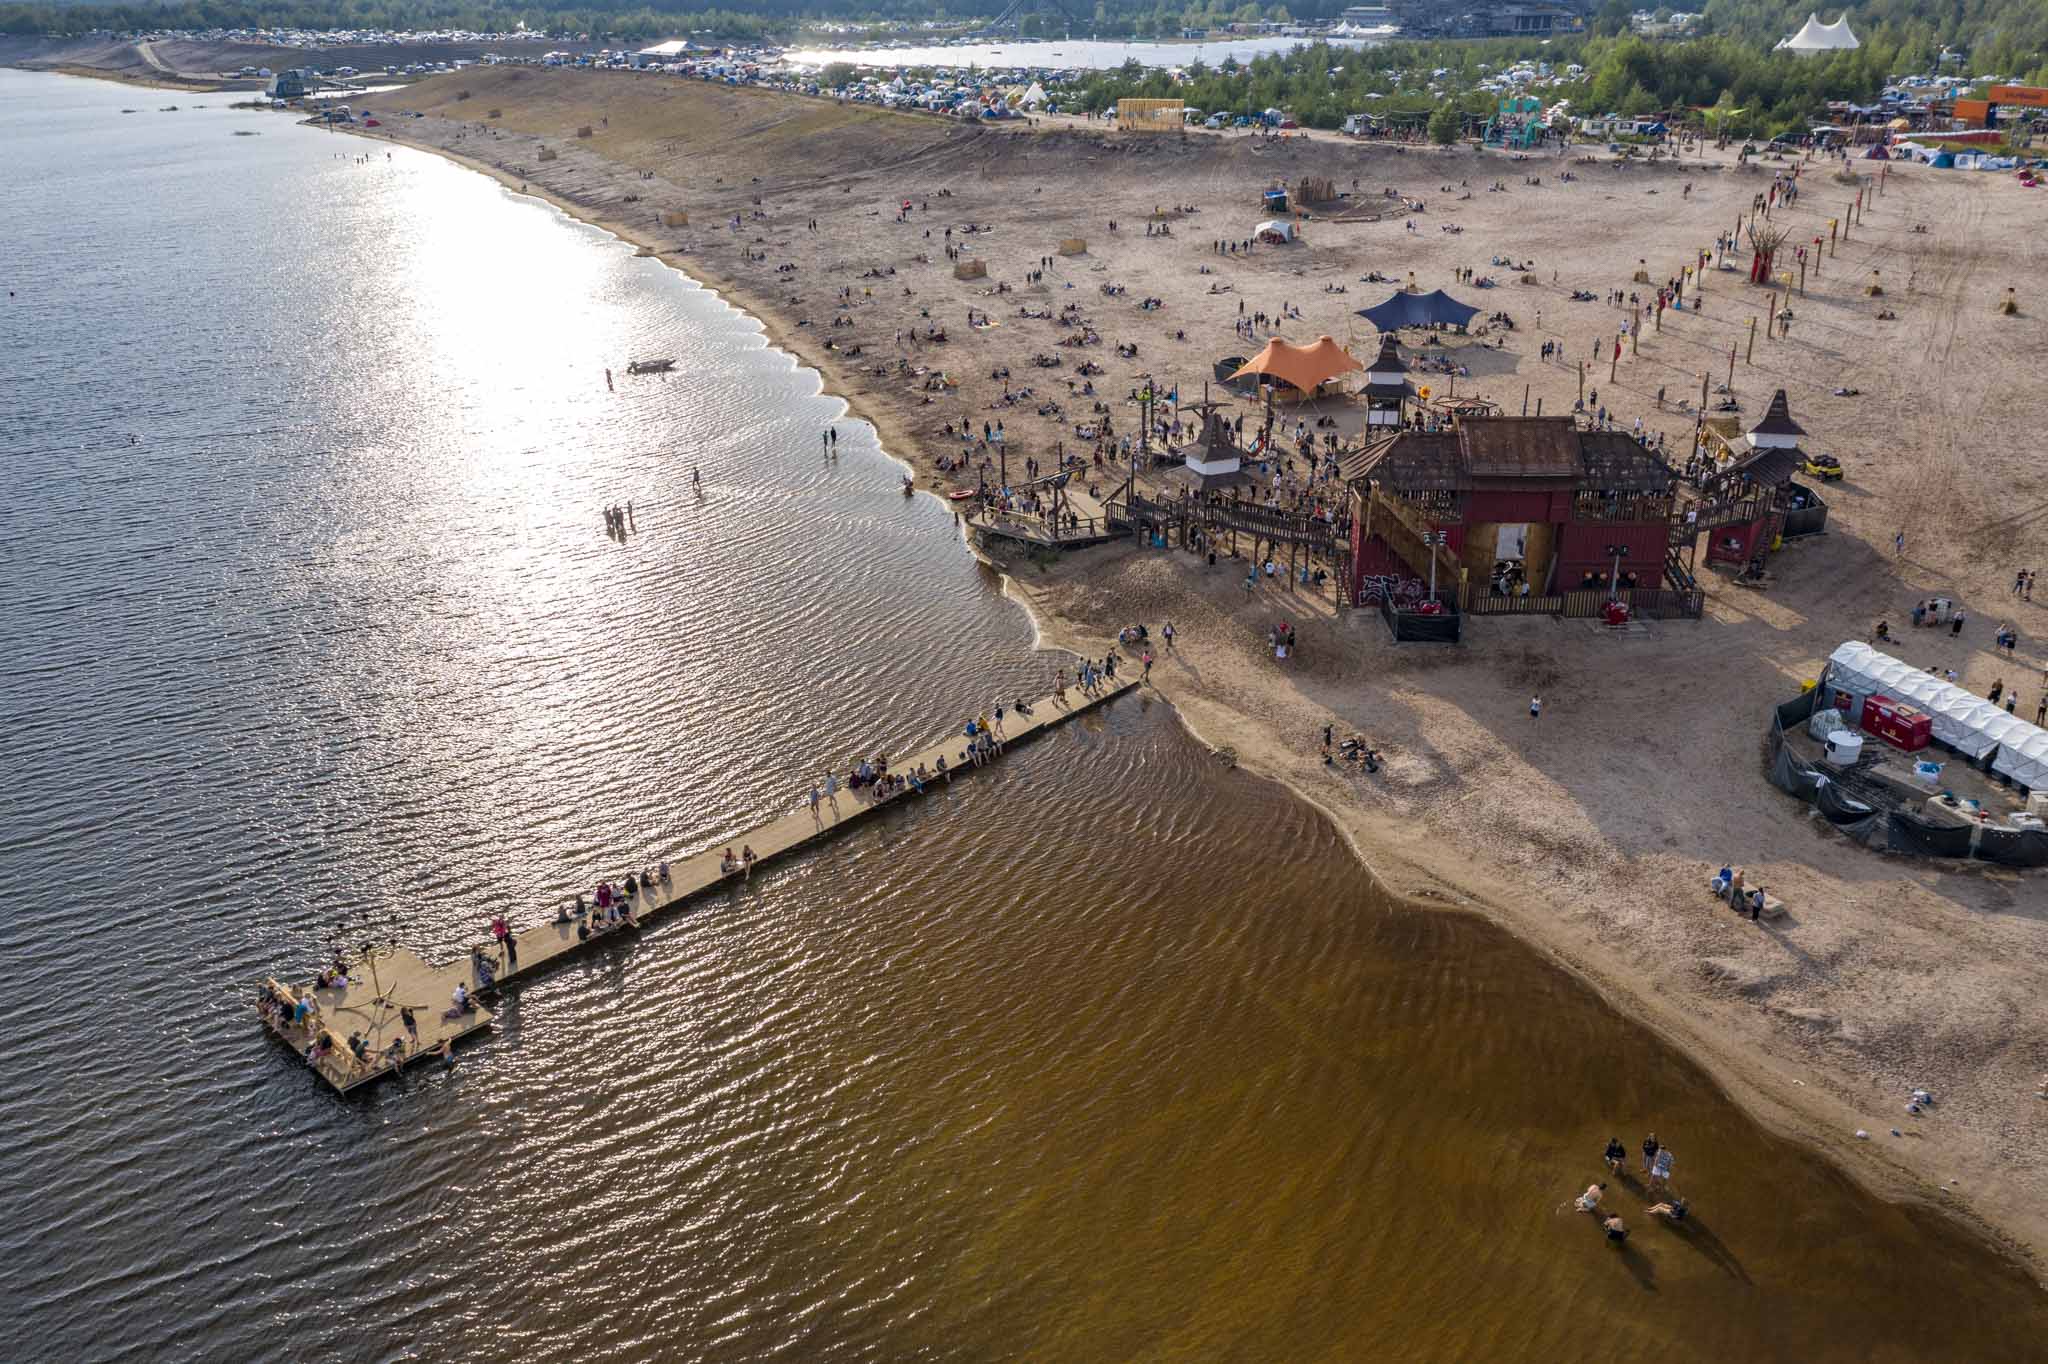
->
<box><xmin>782</xmin><ymin>34</ymin><xmax>1384</xmax><ymax>74</ymax></box>
<box><xmin>3</xmin><ymin>67</ymin><xmax>2044</xmax><ymax>1363</ymax></box>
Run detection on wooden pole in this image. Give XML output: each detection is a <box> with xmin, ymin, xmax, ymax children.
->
<box><xmin>1842</xmin><ymin>206</ymin><xmax>1849</xmax><ymax>241</ymax></box>
<box><xmin>1535</xmin><ymin>397</ymin><xmax>1543</xmax><ymax>416</ymax></box>
<box><xmin>1577</xmin><ymin>360</ymin><xmax>1585</xmax><ymax>406</ymax></box>
<box><xmin>1726</xmin><ymin>344</ymin><xmax>1735</xmax><ymax>390</ymax></box>
<box><xmin>1609</xmin><ymin>343</ymin><xmax>1618</xmax><ymax>385</ymax></box>
<box><xmin>1798</xmin><ymin>258</ymin><xmax>1807</xmax><ymax>297</ymax></box>
<box><xmin>1521</xmin><ymin>384</ymin><xmax>1529</xmax><ymax>416</ymax></box>
<box><xmin>1699</xmin><ymin>370</ymin><xmax>1708</xmax><ymax>413</ymax></box>
<box><xmin>1631</xmin><ymin>305</ymin><xmax>1640</xmax><ymax>355</ymax></box>
<box><xmin>1746</xmin><ymin>316</ymin><xmax>1756</xmax><ymax>363</ymax></box>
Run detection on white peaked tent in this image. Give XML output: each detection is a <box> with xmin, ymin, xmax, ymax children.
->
<box><xmin>1778</xmin><ymin>12</ymin><xmax>1861</xmax><ymax>54</ymax></box>
<box><xmin>1016</xmin><ymin>81</ymin><xmax>1048</xmax><ymax>108</ymax></box>
<box><xmin>1825</xmin><ymin>642</ymin><xmax>2048</xmax><ymax>788</ymax></box>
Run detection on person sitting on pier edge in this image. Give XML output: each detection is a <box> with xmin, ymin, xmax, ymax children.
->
<box><xmin>452</xmin><ymin>981</ymin><xmax>472</xmax><ymax>1015</ymax></box>
<box><xmin>720</xmin><ymin>847</ymin><xmax>740</xmax><ymax>875</ymax></box>
<box><xmin>556</xmin><ymin>900</ymin><xmax>575</xmax><ymax>924</ymax></box>
<box><xmin>658</xmin><ymin>861</ymin><xmax>670</xmax><ymax>884</ymax></box>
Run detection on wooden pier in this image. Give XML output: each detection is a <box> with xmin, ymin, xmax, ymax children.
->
<box><xmin>257</xmin><ymin>665</ymin><xmax>1145</xmax><ymax>1093</ymax></box>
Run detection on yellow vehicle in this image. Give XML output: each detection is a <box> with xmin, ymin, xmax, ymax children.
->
<box><xmin>1801</xmin><ymin>452</ymin><xmax>1844</xmax><ymax>482</ymax></box>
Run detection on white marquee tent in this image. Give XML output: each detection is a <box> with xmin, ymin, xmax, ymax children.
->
<box><xmin>1777</xmin><ymin>13</ymin><xmax>1861</xmax><ymax>55</ymax></box>
<box><xmin>1825</xmin><ymin>642</ymin><xmax>2048</xmax><ymax>788</ymax></box>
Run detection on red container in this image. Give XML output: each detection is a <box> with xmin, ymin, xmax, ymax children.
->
<box><xmin>1861</xmin><ymin>695</ymin><xmax>1932</xmax><ymax>752</ymax></box>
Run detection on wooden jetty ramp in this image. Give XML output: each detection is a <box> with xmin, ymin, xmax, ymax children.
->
<box><xmin>256</xmin><ymin>666</ymin><xmax>1145</xmax><ymax>1094</ymax></box>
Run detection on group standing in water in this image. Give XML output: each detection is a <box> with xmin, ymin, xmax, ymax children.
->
<box><xmin>1571</xmin><ymin>1131</ymin><xmax>1688</xmax><ymax>1247</ymax></box>
<box><xmin>603</xmin><ymin>501</ymin><xmax>636</xmax><ymax>539</ymax></box>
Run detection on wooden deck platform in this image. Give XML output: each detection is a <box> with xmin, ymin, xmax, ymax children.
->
<box><xmin>257</xmin><ymin>664</ymin><xmax>1144</xmax><ymax>1093</ymax></box>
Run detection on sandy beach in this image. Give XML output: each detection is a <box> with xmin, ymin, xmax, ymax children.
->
<box><xmin>302</xmin><ymin>66</ymin><xmax>2048</xmax><ymax>1271</ymax></box>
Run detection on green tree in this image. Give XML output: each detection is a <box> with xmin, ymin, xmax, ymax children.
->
<box><xmin>1427</xmin><ymin>102</ymin><xmax>1459</xmax><ymax>144</ymax></box>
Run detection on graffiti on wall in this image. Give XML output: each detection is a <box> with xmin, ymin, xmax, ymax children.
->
<box><xmin>1357</xmin><ymin>574</ymin><xmax>1427</xmax><ymax>605</ymax></box>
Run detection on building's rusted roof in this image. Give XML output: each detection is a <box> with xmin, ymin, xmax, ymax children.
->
<box><xmin>1459</xmin><ymin>416</ymin><xmax>1582</xmax><ymax>478</ymax></box>
<box><xmin>1578</xmin><ymin>430</ymin><xmax>1679</xmax><ymax>493</ymax></box>
<box><xmin>1343</xmin><ymin>418</ymin><xmax>1677</xmax><ymax>494</ymax></box>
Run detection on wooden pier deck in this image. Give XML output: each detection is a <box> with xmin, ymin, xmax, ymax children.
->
<box><xmin>257</xmin><ymin>665</ymin><xmax>1144</xmax><ymax>1093</ymax></box>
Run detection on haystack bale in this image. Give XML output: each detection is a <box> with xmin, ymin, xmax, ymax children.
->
<box><xmin>487</xmin><ymin>109</ymin><xmax>501</xmax><ymax>119</ymax></box>
<box><xmin>1864</xmin><ymin>268</ymin><xmax>1883</xmax><ymax>297</ymax></box>
<box><xmin>1999</xmin><ymin>287</ymin><xmax>2018</xmax><ymax>315</ymax></box>
<box><xmin>576</xmin><ymin>125</ymin><xmax>593</xmax><ymax>139</ymax></box>
<box><xmin>1632</xmin><ymin>269</ymin><xmax>1651</xmax><ymax>283</ymax></box>
<box><xmin>663</xmin><ymin>210</ymin><xmax>690</xmax><ymax>228</ymax></box>
<box><xmin>954</xmin><ymin>259</ymin><xmax>988</xmax><ymax>281</ymax></box>
<box><xmin>1520</xmin><ymin>273</ymin><xmax>1538</xmax><ymax>285</ymax></box>
<box><xmin>1058</xmin><ymin>238</ymin><xmax>1087</xmax><ymax>256</ymax></box>
<box><xmin>537</xmin><ymin>147</ymin><xmax>558</xmax><ymax>162</ymax></box>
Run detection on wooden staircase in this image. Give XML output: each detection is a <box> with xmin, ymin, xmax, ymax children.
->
<box><xmin>1364</xmin><ymin>481</ymin><xmax>1465</xmax><ymax>593</ymax></box>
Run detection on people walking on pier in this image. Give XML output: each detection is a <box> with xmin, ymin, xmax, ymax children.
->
<box><xmin>992</xmin><ymin>704</ymin><xmax>1006</xmax><ymax>738</ymax></box>
<box><xmin>491</xmin><ymin>914</ymin><xmax>516</xmax><ymax>969</ymax></box>
<box><xmin>741</xmin><ymin>845</ymin><xmax>757</xmax><ymax>878</ymax></box>
<box><xmin>401</xmin><ymin>1006</ymin><xmax>418</xmax><ymax>1045</ymax></box>
<box><xmin>808</xmin><ymin>783</ymin><xmax>823</xmax><ymax>824</ymax></box>
<box><xmin>824</xmin><ymin>772</ymin><xmax>841</xmax><ymax>813</ymax></box>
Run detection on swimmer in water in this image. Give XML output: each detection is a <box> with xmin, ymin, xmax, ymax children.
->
<box><xmin>1603</xmin><ymin>1137</ymin><xmax>1627</xmax><ymax>1174</ymax></box>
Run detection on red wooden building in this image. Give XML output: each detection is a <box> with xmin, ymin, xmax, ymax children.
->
<box><xmin>1343</xmin><ymin>415</ymin><xmax>1683</xmax><ymax>608</ymax></box>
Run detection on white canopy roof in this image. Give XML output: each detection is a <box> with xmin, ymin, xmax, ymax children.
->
<box><xmin>1825</xmin><ymin>641</ymin><xmax>2048</xmax><ymax>787</ymax></box>
<box><xmin>1778</xmin><ymin>13</ymin><xmax>1860</xmax><ymax>53</ymax></box>
<box><xmin>1254</xmin><ymin>219</ymin><xmax>1295</xmax><ymax>241</ymax></box>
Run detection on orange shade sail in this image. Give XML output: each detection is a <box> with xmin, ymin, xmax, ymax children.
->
<box><xmin>1227</xmin><ymin>335</ymin><xmax>1362</xmax><ymax>393</ymax></box>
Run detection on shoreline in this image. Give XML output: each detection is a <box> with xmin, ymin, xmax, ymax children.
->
<box><xmin>316</xmin><ymin>114</ymin><xmax>2048</xmax><ymax>1282</ymax></box>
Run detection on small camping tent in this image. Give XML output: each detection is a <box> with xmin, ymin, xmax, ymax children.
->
<box><xmin>1254</xmin><ymin>219</ymin><xmax>1295</xmax><ymax>244</ymax></box>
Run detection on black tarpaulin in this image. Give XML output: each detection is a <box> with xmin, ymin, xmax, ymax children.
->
<box><xmin>1977</xmin><ymin>826</ymin><xmax>2048</xmax><ymax>868</ymax></box>
<box><xmin>1886</xmin><ymin>812</ymin><xmax>1974</xmax><ymax>858</ymax></box>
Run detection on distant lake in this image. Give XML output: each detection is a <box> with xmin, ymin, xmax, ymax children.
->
<box><xmin>782</xmin><ymin>33</ymin><xmax>1389</xmax><ymax>74</ymax></box>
